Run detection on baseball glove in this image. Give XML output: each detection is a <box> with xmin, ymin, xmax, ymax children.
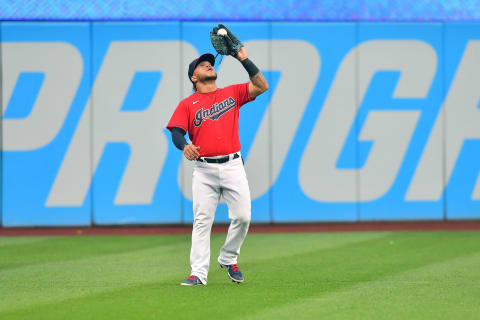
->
<box><xmin>210</xmin><ymin>24</ymin><xmax>244</xmax><ymax>57</ymax></box>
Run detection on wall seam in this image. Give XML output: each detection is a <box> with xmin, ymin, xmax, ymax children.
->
<box><xmin>441</xmin><ymin>22</ymin><xmax>447</xmax><ymax>221</ymax></box>
<box><xmin>0</xmin><ymin>22</ymin><xmax>3</xmax><ymax>228</ymax></box>
<box><xmin>89</xmin><ymin>22</ymin><xmax>95</xmax><ymax>226</ymax></box>
<box><xmin>355</xmin><ymin>22</ymin><xmax>360</xmax><ymax>222</ymax></box>
<box><xmin>268</xmin><ymin>21</ymin><xmax>273</xmax><ymax>224</ymax></box>
<box><xmin>180</xmin><ymin>20</ymin><xmax>185</xmax><ymax>225</ymax></box>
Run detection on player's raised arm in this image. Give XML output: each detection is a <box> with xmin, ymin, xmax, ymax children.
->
<box><xmin>211</xmin><ymin>24</ymin><xmax>268</xmax><ymax>99</ymax></box>
<box><xmin>235</xmin><ymin>47</ymin><xmax>268</xmax><ymax>99</ymax></box>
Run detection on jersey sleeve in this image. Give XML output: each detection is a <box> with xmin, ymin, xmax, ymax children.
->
<box><xmin>166</xmin><ymin>101</ymin><xmax>189</xmax><ymax>132</ymax></box>
<box><xmin>234</xmin><ymin>82</ymin><xmax>256</xmax><ymax>107</ymax></box>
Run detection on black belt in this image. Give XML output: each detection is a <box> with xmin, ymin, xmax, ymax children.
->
<box><xmin>197</xmin><ymin>153</ymin><xmax>239</xmax><ymax>163</ymax></box>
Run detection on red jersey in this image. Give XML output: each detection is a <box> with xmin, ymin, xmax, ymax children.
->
<box><xmin>167</xmin><ymin>83</ymin><xmax>255</xmax><ymax>157</ymax></box>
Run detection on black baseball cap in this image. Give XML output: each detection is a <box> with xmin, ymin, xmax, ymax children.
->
<box><xmin>188</xmin><ymin>53</ymin><xmax>216</xmax><ymax>83</ymax></box>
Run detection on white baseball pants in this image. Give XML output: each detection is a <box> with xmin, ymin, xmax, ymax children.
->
<box><xmin>190</xmin><ymin>153</ymin><xmax>251</xmax><ymax>284</ymax></box>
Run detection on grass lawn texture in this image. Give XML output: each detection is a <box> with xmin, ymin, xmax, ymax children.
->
<box><xmin>1</xmin><ymin>231</ymin><xmax>479</xmax><ymax>319</ymax></box>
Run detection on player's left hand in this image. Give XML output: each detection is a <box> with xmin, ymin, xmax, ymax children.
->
<box><xmin>210</xmin><ymin>24</ymin><xmax>244</xmax><ymax>57</ymax></box>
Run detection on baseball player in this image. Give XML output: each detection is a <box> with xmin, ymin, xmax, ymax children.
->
<box><xmin>167</xmin><ymin>25</ymin><xmax>268</xmax><ymax>286</ymax></box>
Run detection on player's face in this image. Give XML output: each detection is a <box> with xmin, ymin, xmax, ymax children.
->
<box><xmin>193</xmin><ymin>61</ymin><xmax>217</xmax><ymax>82</ymax></box>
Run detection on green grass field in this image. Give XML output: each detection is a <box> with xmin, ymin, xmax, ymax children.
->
<box><xmin>1</xmin><ymin>231</ymin><xmax>479</xmax><ymax>319</ymax></box>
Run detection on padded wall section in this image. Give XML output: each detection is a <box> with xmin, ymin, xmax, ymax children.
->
<box><xmin>444</xmin><ymin>23</ymin><xmax>480</xmax><ymax>219</ymax></box>
<box><xmin>2</xmin><ymin>22</ymin><xmax>480</xmax><ymax>226</ymax></box>
<box><xmin>90</xmin><ymin>22</ymin><xmax>182</xmax><ymax>224</ymax></box>
<box><xmin>273</xmin><ymin>23</ymin><xmax>358</xmax><ymax>222</ymax></box>
<box><xmin>1</xmin><ymin>22</ymin><xmax>92</xmax><ymax>226</ymax></box>
<box><xmin>357</xmin><ymin>23</ymin><xmax>444</xmax><ymax>221</ymax></box>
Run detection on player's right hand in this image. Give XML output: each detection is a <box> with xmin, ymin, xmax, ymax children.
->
<box><xmin>236</xmin><ymin>47</ymin><xmax>248</xmax><ymax>62</ymax></box>
<box><xmin>183</xmin><ymin>144</ymin><xmax>200</xmax><ymax>161</ymax></box>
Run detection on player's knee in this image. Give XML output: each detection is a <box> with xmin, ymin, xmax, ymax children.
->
<box><xmin>234</xmin><ymin>215</ymin><xmax>251</xmax><ymax>226</ymax></box>
<box><xmin>193</xmin><ymin>211</ymin><xmax>214</xmax><ymax>228</ymax></box>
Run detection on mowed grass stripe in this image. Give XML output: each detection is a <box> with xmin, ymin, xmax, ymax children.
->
<box><xmin>0</xmin><ymin>237</ymin><xmax>51</xmax><ymax>248</ymax></box>
<box><xmin>239</xmin><ymin>232</ymin><xmax>390</xmax><ymax>262</ymax></box>
<box><xmin>0</xmin><ymin>235</ymin><xmax>187</xmax><ymax>270</ymax></box>
<box><xmin>0</xmin><ymin>236</ymin><xmax>190</xmax><ymax>313</ymax></box>
<box><xmin>0</xmin><ymin>232</ymin><xmax>387</xmax><ymax>316</ymax></box>
<box><xmin>248</xmin><ymin>252</ymin><xmax>480</xmax><ymax>320</ymax></box>
<box><xmin>2</xmin><ymin>232</ymin><xmax>478</xmax><ymax>320</ymax></box>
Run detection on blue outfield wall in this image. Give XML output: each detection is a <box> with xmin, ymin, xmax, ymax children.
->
<box><xmin>1</xmin><ymin>22</ymin><xmax>480</xmax><ymax>226</ymax></box>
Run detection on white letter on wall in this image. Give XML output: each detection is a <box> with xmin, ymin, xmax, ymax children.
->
<box><xmin>2</xmin><ymin>42</ymin><xmax>82</xmax><ymax>150</ymax></box>
<box><xmin>407</xmin><ymin>41</ymin><xmax>480</xmax><ymax>201</ymax></box>
<box><xmin>47</xmin><ymin>41</ymin><xmax>196</xmax><ymax>206</ymax></box>
<box><xmin>300</xmin><ymin>40</ymin><xmax>436</xmax><ymax>202</ymax></box>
